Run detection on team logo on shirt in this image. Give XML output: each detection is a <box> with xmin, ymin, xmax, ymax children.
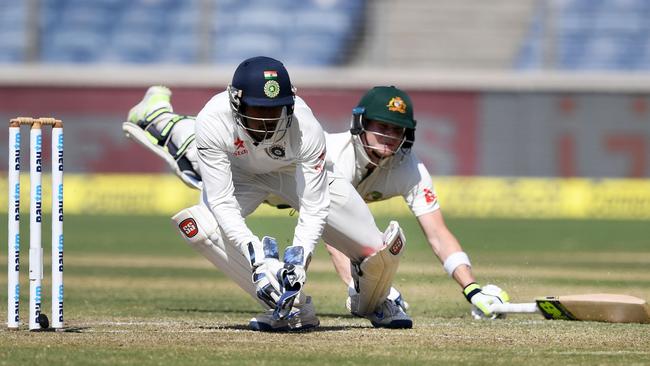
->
<box><xmin>386</xmin><ymin>97</ymin><xmax>407</xmax><ymax>114</ymax></box>
<box><xmin>364</xmin><ymin>191</ymin><xmax>384</xmax><ymax>201</ymax></box>
<box><xmin>423</xmin><ymin>188</ymin><xmax>437</xmax><ymax>204</ymax></box>
<box><xmin>266</xmin><ymin>144</ymin><xmax>286</xmax><ymax>159</ymax></box>
<box><xmin>234</xmin><ymin>137</ymin><xmax>248</xmax><ymax>156</ymax></box>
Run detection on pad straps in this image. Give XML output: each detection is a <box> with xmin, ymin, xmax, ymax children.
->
<box><xmin>145</xmin><ymin>114</ymin><xmax>188</xmax><ymax>148</ymax></box>
<box><xmin>144</xmin><ymin>114</ymin><xmax>200</xmax><ymax>179</ymax></box>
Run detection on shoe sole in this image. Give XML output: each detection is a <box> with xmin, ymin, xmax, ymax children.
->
<box><xmin>371</xmin><ymin>319</ymin><xmax>413</xmax><ymax>329</ymax></box>
<box><xmin>249</xmin><ymin>320</ymin><xmax>320</xmax><ymax>332</ymax></box>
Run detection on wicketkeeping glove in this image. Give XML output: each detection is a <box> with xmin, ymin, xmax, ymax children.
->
<box><xmin>250</xmin><ymin>237</ymin><xmax>284</xmax><ymax>309</ymax></box>
<box><xmin>463</xmin><ymin>283</ymin><xmax>510</xmax><ymax>320</ymax></box>
<box><xmin>273</xmin><ymin>245</ymin><xmax>308</xmax><ymax>320</ymax></box>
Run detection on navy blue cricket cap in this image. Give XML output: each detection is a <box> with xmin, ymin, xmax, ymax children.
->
<box><xmin>231</xmin><ymin>56</ymin><xmax>295</xmax><ymax>108</ymax></box>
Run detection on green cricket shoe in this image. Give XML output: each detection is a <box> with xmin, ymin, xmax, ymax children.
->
<box><xmin>127</xmin><ymin>86</ymin><xmax>173</xmax><ymax>128</ymax></box>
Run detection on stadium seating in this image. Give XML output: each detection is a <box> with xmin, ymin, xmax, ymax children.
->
<box><xmin>517</xmin><ymin>0</ymin><xmax>650</xmax><ymax>70</ymax></box>
<box><xmin>212</xmin><ymin>0</ymin><xmax>364</xmax><ymax>66</ymax></box>
<box><xmin>0</xmin><ymin>0</ymin><xmax>27</xmax><ymax>62</ymax></box>
<box><xmin>40</xmin><ymin>0</ymin><xmax>202</xmax><ymax>63</ymax></box>
<box><xmin>0</xmin><ymin>0</ymin><xmax>363</xmax><ymax>65</ymax></box>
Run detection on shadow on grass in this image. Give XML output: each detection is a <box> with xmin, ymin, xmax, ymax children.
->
<box><xmin>27</xmin><ymin>326</ymin><xmax>89</xmax><ymax>333</ymax></box>
<box><xmin>164</xmin><ymin>308</ymin><xmax>356</xmax><ymax>320</ymax></box>
<box><xmin>164</xmin><ymin>307</ymin><xmax>259</xmax><ymax>316</ymax></box>
<box><xmin>201</xmin><ymin>324</ymin><xmax>367</xmax><ymax>332</ymax></box>
<box><xmin>58</xmin><ymin>327</ymin><xmax>88</xmax><ymax>333</ymax></box>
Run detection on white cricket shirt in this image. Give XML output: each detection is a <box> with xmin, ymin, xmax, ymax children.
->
<box><xmin>195</xmin><ymin>92</ymin><xmax>329</xmax><ymax>254</ymax></box>
<box><xmin>325</xmin><ymin>132</ymin><xmax>440</xmax><ymax>217</ymax></box>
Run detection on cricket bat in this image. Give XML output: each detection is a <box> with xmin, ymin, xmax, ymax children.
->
<box><xmin>489</xmin><ymin>294</ymin><xmax>650</xmax><ymax>324</ymax></box>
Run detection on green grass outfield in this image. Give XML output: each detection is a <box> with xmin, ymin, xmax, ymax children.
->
<box><xmin>2</xmin><ymin>214</ymin><xmax>650</xmax><ymax>365</ymax></box>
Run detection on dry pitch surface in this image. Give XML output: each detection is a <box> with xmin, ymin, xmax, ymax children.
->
<box><xmin>2</xmin><ymin>215</ymin><xmax>650</xmax><ymax>365</ymax></box>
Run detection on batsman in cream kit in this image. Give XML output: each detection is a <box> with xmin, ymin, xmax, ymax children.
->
<box><xmin>123</xmin><ymin>56</ymin><xmax>509</xmax><ymax>331</ymax></box>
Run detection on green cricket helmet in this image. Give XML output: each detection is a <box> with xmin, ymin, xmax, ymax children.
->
<box><xmin>350</xmin><ymin>86</ymin><xmax>416</xmax><ymax>150</ymax></box>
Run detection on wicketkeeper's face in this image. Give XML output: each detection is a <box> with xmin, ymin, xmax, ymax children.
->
<box><xmin>363</xmin><ymin>119</ymin><xmax>406</xmax><ymax>159</ymax></box>
<box><xmin>241</xmin><ymin>105</ymin><xmax>284</xmax><ymax>142</ymax></box>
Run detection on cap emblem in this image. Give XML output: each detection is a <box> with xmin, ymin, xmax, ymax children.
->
<box><xmin>386</xmin><ymin>96</ymin><xmax>407</xmax><ymax>114</ymax></box>
<box><xmin>264</xmin><ymin>80</ymin><xmax>280</xmax><ymax>98</ymax></box>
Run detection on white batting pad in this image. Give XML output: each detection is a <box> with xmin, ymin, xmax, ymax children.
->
<box><xmin>172</xmin><ymin>204</ymin><xmax>269</xmax><ymax>308</ymax></box>
<box><xmin>123</xmin><ymin>121</ymin><xmax>201</xmax><ymax>189</ymax></box>
<box><xmin>351</xmin><ymin>220</ymin><xmax>406</xmax><ymax>316</ymax></box>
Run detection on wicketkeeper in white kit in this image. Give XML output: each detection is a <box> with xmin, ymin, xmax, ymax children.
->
<box><xmin>124</xmin><ymin>56</ymin><xmax>412</xmax><ymax>331</ymax></box>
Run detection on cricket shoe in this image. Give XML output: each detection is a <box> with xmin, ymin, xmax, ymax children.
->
<box><xmin>347</xmin><ymin>286</ymin><xmax>409</xmax><ymax>314</ymax></box>
<box><xmin>367</xmin><ymin>298</ymin><xmax>413</xmax><ymax>329</ymax></box>
<box><xmin>249</xmin><ymin>296</ymin><xmax>320</xmax><ymax>332</ymax></box>
<box><xmin>122</xmin><ymin>86</ymin><xmax>202</xmax><ymax>189</ymax></box>
<box><xmin>127</xmin><ymin>85</ymin><xmax>173</xmax><ymax>128</ymax></box>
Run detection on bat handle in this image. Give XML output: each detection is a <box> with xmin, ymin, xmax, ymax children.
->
<box><xmin>490</xmin><ymin>302</ymin><xmax>539</xmax><ymax>314</ymax></box>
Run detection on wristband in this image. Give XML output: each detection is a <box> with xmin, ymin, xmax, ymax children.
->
<box><xmin>463</xmin><ymin>282</ymin><xmax>481</xmax><ymax>303</ymax></box>
<box><xmin>443</xmin><ymin>251</ymin><xmax>471</xmax><ymax>277</ymax></box>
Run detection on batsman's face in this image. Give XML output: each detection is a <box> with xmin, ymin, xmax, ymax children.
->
<box><xmin>363</xmin><ymin>119</ymin><xmax>405</xmax><ymax>159</ymax></box>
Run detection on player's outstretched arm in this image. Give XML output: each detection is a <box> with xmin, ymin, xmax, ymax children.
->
<box><xmin>417</xmin><ymin>210</ymin><xmax>475</xmax><ymax>287</ymax></box>
<box><xmin>417</xmin><ymin>210</ymin><xmax>509</xmax><ymax>318</ymax></box>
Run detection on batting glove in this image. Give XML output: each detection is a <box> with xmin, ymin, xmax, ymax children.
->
<box><xmin>463</xmin><ymin>283</ymin><xmax>510</xmax><ymax>320</ymax></box>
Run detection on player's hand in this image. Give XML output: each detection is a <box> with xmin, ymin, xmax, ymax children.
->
<box><xmin>273</xmin><ymin>245</ymin><xmax>308</xmax><ymax>320</ymax></box>
<box><xmin>272</xmin><ymin>264</ymin><xmax>306</xmax><ymax>320</ymax></box>
<box><xmin>280</xmin><ymin>245</ymin><xmax>308</xmax><ymax>291</ymax></box>
<box><xmin>463</xmin><ymin>283</ymin><xmax>510</xmax><ymax>320</ymax></box>
<box><xmin>280</xmin><ymin>264</ymin><xmax>306</xmax><ymax>290</ymax></box>
<box><xmin>252</xmin><ymin>258</ymin><xmax>284</xmax><ymax>309</ymax></box>
<box><xmin>250</xmin><ymin>237</ymin><xmax>285</xmax><ymax>309</ymax></box>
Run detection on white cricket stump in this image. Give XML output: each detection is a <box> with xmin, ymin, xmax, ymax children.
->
<box><xmin>7</xmin><ymin>125</ymin><xmax>21</xmax><ymax>329</ymax></box>
<box><xmin>51</xmin><ymin>126</ymin><xmax>64</xmax><ymax>329</ymax></box>
<box><xmin>29</xmin><ymin>123</ymin><xmax>44</xmax><ymax>331</ymax></box>
<box><xmin>7</xmin><ymin>117</ymin><xmax>64</xmax><ymax>331</ymax></box>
